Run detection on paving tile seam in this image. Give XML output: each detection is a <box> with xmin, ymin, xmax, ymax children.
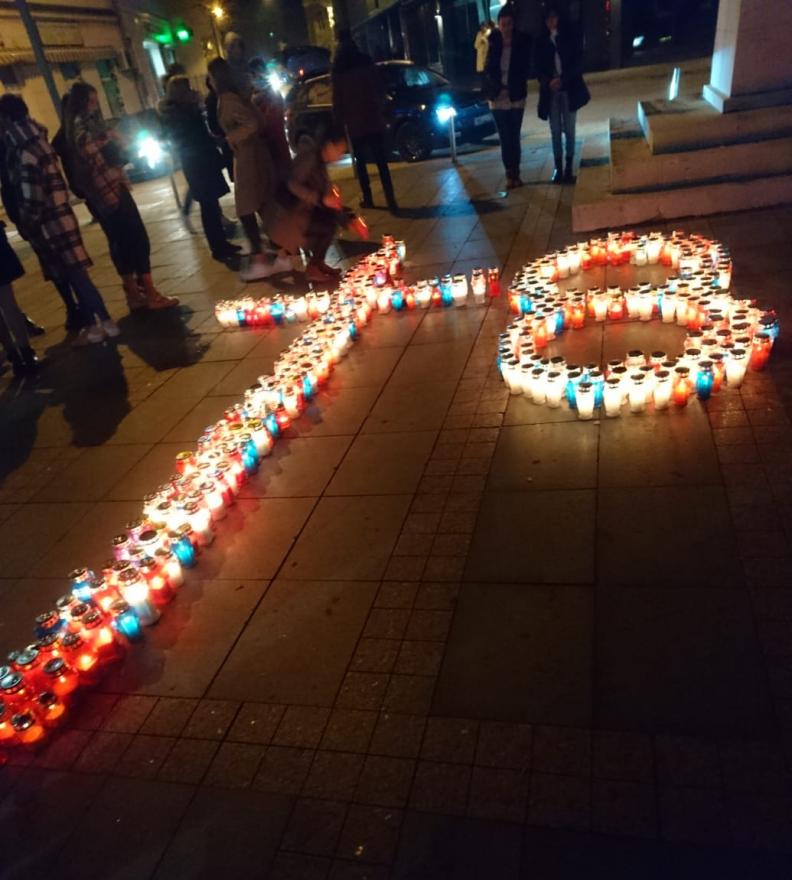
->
<box><xmin>198</xmin><ymin>308</ymin><xmax>433</xmax><ymax>711</ymax></box>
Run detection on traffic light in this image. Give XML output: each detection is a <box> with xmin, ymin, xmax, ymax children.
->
<box><xmin>175</xmin><ymin>25</ymin><xmax>193</xmax><ymax>44</ymax></box>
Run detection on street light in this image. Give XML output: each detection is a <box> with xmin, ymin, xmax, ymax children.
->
<box><xmin>210</xmin><ymin>3</ymin><xmax>225</xmax><ymax>20</ymax></box>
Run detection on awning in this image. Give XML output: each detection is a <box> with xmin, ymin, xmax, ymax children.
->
<box><xmin>0</xmin><ymin>45</ymin><xmax>118</xmax><ymax>66</ymax></box>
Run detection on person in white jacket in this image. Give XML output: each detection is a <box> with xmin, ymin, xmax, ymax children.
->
<box><xmin>474</xmin><ymin>21</ymin><xmax>495</xmax><ymax>74</ymax></box>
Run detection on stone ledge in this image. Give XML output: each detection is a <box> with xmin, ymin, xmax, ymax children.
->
<box><xmin>610</xmin><ymin>129</ymin><xmax>792</xmax><ymax>194</ymax></box>
<box><xmin>637</xmin><ymin>98</ymin><xmax>792</xmax><ymax>154</ymax></box>
<box><xmin>572</xmin><ymin>165</ymin><xmax>792</xmax><ymax>232</ymax></box>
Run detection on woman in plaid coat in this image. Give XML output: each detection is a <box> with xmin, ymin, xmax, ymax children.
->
<box><xmin>0</xmin><ymin>94</ymin><xmax>116</xmax><ymax>346</ymax></box>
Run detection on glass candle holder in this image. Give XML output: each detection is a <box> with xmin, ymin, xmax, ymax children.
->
<box><xmin>11</xmin><ymin>711</ymin><xmax>46</xmax><ymax>749</ymax></box>
<box><xmin>41</xmin><ymin>657</ymin><xmax>79</xmax><ymax>697</ymax></box>
<box><xmin>726</xmin><ymin>347</ymin><xmax>748</xmax><ymax>387</ymax></box>
<box><xmin>576</xmin><ymin>381</ymin><xmax>595</xmax><ymax>419</ymax></box>
<box><xmin>653</xmin><ymin>370</ymin><xmax>672</xmax><ymax>410</ymax></box>
<box><xmin>487</xmin><ymin>267</ymin><xmax>500</xmax><ymax>297</ymax></box>
<box><xmin>749</xmin><ymin>333</ymin><xmax>772</xmax><ymax>371</ymax></box>
<box><xmin>530</xmin><ymin>368</ymin><xmax>547</xmax><ymax>405</ymax></box>
<box><xmin>36</xmin><ymin>691</ymin><xmax>68</xmax><ymax>729</ymax></box>
<box><xmin>35</xmin><ymin>610</ymin><xmax>64</xmax><ymax>641</ymax></box>
<box><xmin>110</xmin><ymin>599</ymin><xmax>143</xmax><ymax>643</ymax></box>
<box><xmin>118</xmin><ymin>570</ymin><xmax>160</xmax><ymax>627</ymax></box>
<box><xmin>0</xmin><ymin>698</ymin><xmax>17</xmax><ymax>745</ymax></box>
<box><xmin>545</xmin><ymin>371</ymin><xmax>564</xmax><ymax>408</ymax></box>
<box><xmin>169</xmin><ymin>524</ymin><xmax>197</xmax><ymax>568</ymax></box>
<box><xmin>59</xmin><ymin>632</ymin><xmax>100</xmax><ymax>685</ymax></box>
<box><xmin>628</xmin><ymin>373</ymin><xmax>647</xmax><ymax>413</ymax></box>
<box><xmin>672</xmin><ymin>366</ymin><xmax>693</xmax><ymax>407</ymax></box>
<box><xmin>183</xmin><ymin>501</ymin><xmax>214</xmax><ymax>547</ymax></box>
<box><xmin>695</xmin><ymin>359</ymin><xmax>715</xmax><ymax>400</ymax></box>
<box><xmin>82</xmin><ymin>609</ymin><xmax>124</xmax><ymax>664</ymax></box>
<box><xmin>603</xmin><ymin>377</ymin><xmax>623</xmax><ymax>417</ymax></box>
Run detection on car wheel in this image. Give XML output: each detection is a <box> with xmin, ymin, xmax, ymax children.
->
<box><xmin>395</xmin><ymin>121</ymin><xmax>432</xmax><ymax>162</ymax></box>
<box><xmin>296</xmin><ymin>131</ymin><xmax>317</xmax><ymax>150</ymax></box>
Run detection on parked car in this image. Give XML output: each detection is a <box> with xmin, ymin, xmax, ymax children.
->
<box><xmin>280</xmin><ymin>45</ymin><xmax>331</xmax><ymax>82</ymax></box>
<box><xmin>285</xmin><ymin>60</ymin><xmax>497</xmax><ymax>162</ymax></box>
<box><xmin>109</xmin><ymin>109</ymin><xmax>175</xmax><ymax>182</ymax></box>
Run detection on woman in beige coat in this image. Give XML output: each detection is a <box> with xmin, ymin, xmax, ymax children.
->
<box><xmin>207</xmin><ymin>58</ymin><xmax>290</xmax><ymax>282</ymax></box>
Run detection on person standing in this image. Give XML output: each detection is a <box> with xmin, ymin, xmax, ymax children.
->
<box><xmin>1</xmin><ymin>134</ymin><xmax>82</xmax><ymax>332</ymax></box>
<box><xmin>208</xmin><ymin>58</ymin><xmax>291</xmax><ymax>282</ymax></box>
<box><xmin>63</xmin><ymin>82</ymin><xmax>178</xmax><ymax>311</ymax></box>
<box><xmin>332</xmin><ymin>29</ymin><xmax>397</xmax><ymax>213</ymax></box>
<box><xmin>223</xmin><ymin>32</ymin><xmax>254</xmax><ymax>99</ymax></box>
<box><xmin>158</xmin><ymin>76</ymin><xmax>240</xmax><ymax>263</ymax></box>
<box><xmin>474</xmin><ymin>21</ymin><xmax>494</xmax><ymax>75</ymax></box>
<box><xmin>536</xmin><ymin>7</ymin><xmax>590</xmax><ymax>183</ymax></box>
<box><xmin>0</xmin><ymin>221</ymin><xmax>40</xmax><ymax>376</ymax></box>
<box><xmin>483</xmin><ymin>4</ymin><xmax>531</xmax><ymax>189</ymax></box>
<box><xmin>0</xmin><ymin>94</ymin><xmax>116</xmax><ymax>346</ymax></box>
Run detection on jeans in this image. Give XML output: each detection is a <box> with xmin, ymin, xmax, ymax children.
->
<box><xmin>549</xmin><ymin>90</ymin><xmax>577</xmax><ymax>167</ymax></box>
<box><xmin>350</xmin><ymin>133</ymin><xmax>395</xmax><ymax>206</ymax></box>
<box><xmin>66</xmin><ymin>267</ymin><xmax>110</xmax><ymax>323</ymax></box>
<box><xmin>100</xmin><ymin>189</ymin><xmax>151</xmax><ymax>276</ymax></box>
<box><xmin>198</xmin><ymin>199</ymin><xmax>227</xmax><ymax>255</ymax></box>
<box><xmin>491</xmin><ymin>107</ymin><xmax>524</xmax><ymax>179</ymax></box>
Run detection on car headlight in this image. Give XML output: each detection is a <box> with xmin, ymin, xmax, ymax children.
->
<box><xmin>136</xmin><ymin>133</ymin><xmax>164</xmax><ymax>169</ymax></box>
<box><xmin>435</xmin><ymin>104</ymin><xmax>457</xmax><ymax>124</ymax></box>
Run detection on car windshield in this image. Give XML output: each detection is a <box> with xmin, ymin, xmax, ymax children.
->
<box><xmin>384</xmin><ymin>65</ymin><xmax>448</xmax><ymax>89</ymax></box>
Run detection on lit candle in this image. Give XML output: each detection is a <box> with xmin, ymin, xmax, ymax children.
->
<box><xmin>169</xmin><ymin>524</ymin><xmax>197</xmax><ymax>567</ymax></box>
<box><xmin>118</xmin><ymin>570</ymin><xmax>160</xmax><ymax>626</ymax></box>
<box><xmin>545</xmin><ymin>371</ymin><xmax>564</xmax><ymax>407</ymax></box>
<box><xmin>59</xmin><ymin>632</ymin><xmax>101</xmax><ymax>685</ymax></box>
<box><xmin>749</xmin><ymin>333</ymin><xmax>772</xmax><ymax>371</ymax></box>
<box><xmin>726</xmin><ymin>347</ymin><xmax>748</xmax><ymax>387</ymax></box>
<box><xmin>41</xmin><ymin>657</ymin><xmax>79</xmax><ymax>697</ymax></box>
<box><xmin>11</xmin><ymin>711</ymin><xmax>46</xmax><ymax>749</ymax></box>
<box><xmin>110</xmin><ymin>599</ymin><xmax>144</xmax><ymax>643</ymax></box>
<box><xmin>672</xmin><ymin>366</ymin><xmax>692</xmax><ymax>407</ymax></box>
<box><xmin>638</xmin><ymin>290</ymin><xmax>653</xmax><ymax>321</ymax></box>
<box><xmin>36</xmin><ymin>692</ymin><xmax>68</xmax><ymax>729</ymax></box>
<box><xmin>593</xmin><ymin>292</ymin><xmax>608</xmax><ymax>322</ymax></box>
<box><xmin>530</xmin><ymin>367</ymin><xmax>547</xmax><ymax>404</ymax></box>
<box><xmin>695</xmin><ymin>359</ymin><xmax>715</xmax><ymax>400</ymax></box>
<box><xmin>628</xmin><ymin>372</ymin><xmax>647</xmax><ymax>413</ymax></box>
<box><xmin>576</xmin><ymin>381</ymin><xmax>595</xmax><ymax>419</ymax></box>
<box><xmin>653</xmin><ymin>369</ymin><xmax>672</xmax><ymax>409</ymax></box>
<box><xmin>35</xmin><ymin>610</ymin><xmax>64</xmax><ymax>640</ymax></box>
<box><xmin>603</xmin><ymin>377</ymin><xmax>623</xmax><ymax>417</ymax></box>
<box><xmin>625</xmin><ymin>350</ymin><xmax>645</xmax><ymax>369</ymax></box>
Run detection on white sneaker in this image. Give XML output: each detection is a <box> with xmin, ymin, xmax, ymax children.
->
<box><xmin>72</xmin><ymin>325</ymin><xmax>106</xmax><ymax>347</ymax></box>
<box><xmin>102</xmin><ymin>319</ymin><xmax>120</xmax><ymax>338</ymax></box>
<box><xmin>270</xmin><ymin>254</ymin><xmax>293</xmax><ymax>274</ymax></box>
<box><xmin>240</xmin><ymin>258</ymin><xmax>272</xmax><ymax>282</ymax></box>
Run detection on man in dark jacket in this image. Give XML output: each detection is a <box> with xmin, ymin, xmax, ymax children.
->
<box><xmin>331</xmin><ymin>30</ymin><xmax>397</xmax><ymax>213</ymax></box>
<box><xmin>535</xmin><ymin>7</ymin><xmax>590</xmax><ymax>183</ymax></box>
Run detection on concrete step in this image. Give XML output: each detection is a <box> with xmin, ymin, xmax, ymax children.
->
<box><xmin>572</xmin><ymin>162</ymin><xmax>792</xmax><ymax>231</ymax></box>
<box><xmin>609</xmin><ymin>120</ymin><xmax>792</xmax><ymax>193</ymax></box>
<box><xmin>637</xmin><ymin>97</ymin><xmax>792</xmax><ymax>153</ymax></box>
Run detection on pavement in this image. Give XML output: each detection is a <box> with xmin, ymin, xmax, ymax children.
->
<box><xmin>1</xmin><ymin>63</ymin><xmax>792</xmax><ymax>878</ymax></box>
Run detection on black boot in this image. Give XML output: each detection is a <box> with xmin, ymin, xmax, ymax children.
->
<box><xmin>5</xmin><ymin>347</ymin><xmax>36</xmax><ymax>379</ymax></box>
<box><xmin>19</xmin><ymin>346</ymin><xmax>41</xmax><ymax>373</ymax></box>
<box><xmin>24</xmin><ymin>314</ymin><xmax>45</xmax><ymax>336</ymax></box>
<box><xmin>564</xmin><ymin>157</ymin><xmax>576</xmax><ymax>183</ymax></box>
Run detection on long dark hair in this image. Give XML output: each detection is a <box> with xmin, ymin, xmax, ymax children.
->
<box><xmin>63</xmin><ymin>81</ymin><xmax>96</xmax><ymax>145</ymax></box>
